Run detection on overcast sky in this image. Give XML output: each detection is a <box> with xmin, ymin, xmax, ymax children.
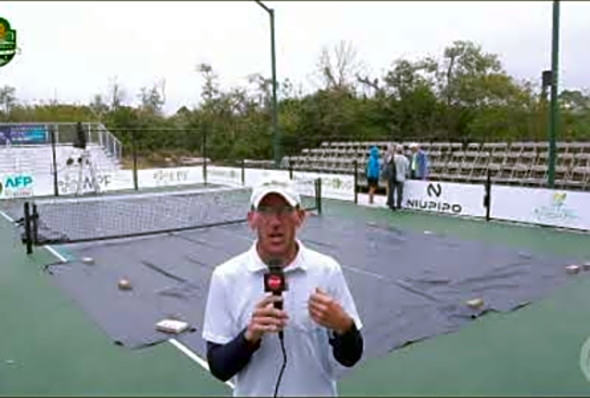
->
<box><xmin>1</xmin><ymin>1</ymin><xmax>589</xmax><ymax>115</ymax></box>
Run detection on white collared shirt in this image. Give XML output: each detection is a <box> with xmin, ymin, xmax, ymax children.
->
<box><xmin>202</xmin><ymin>240</ymin><xmax>363</xmax><ymax>397</ymax></box>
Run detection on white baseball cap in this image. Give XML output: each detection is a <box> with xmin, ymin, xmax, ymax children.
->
<box><xmin>250</xmin><ymin>178</ymin><xmax>301</xmax><ymax>209</ymax></box>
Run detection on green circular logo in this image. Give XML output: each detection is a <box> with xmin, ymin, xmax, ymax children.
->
<box><xmin>0</xmin><ymin>17</ymin><xmax>17</xmax><ymax>68</ymax></box>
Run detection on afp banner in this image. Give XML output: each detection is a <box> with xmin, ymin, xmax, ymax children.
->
<box><xmin>0</xmin><ymin>174</ymin><xmax>34</xmax><ymax>198</ymax></box>
<box><xmin>491</xmin><ymin>185</ymin><xmax>590</xmax><ymax>231</ymax></box>
<box><xmin>403</xmin><ymin>180</ymin><xmax>486</xmax><ymax>218</ymax></box>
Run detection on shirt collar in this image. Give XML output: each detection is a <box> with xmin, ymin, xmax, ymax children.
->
<box><xmin>247</xmin><ymin>239</ymin><xmax>308</xmax><ymax>274</ymax></box>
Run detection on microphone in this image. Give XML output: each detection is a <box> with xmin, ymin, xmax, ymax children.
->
<box><xmin>264</xmin><ymin>258</ymin><xmax>287</xmax><ymax>339</ymax></box>
<box><xmin>264</xmin><ymin>258</ymin><xmax>289</xmax><ymax>398</ymax></box>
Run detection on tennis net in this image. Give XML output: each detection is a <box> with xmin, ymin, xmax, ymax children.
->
<box><xmin>22</xmin><ymin>178</ymin><xmax>321</xmax><ymax>245</ymax></box>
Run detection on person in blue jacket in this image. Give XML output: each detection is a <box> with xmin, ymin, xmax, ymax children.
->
<box><xmin>366</xmin><ymin>146</ymin><xmax>381</xmax><ymax>204</ymax></box>
<box><xmin>409</xmin><ymin>143</ymin><xmax>429</xmax><ymax>180</ymax></box>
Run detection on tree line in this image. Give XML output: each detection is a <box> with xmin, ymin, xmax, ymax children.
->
<box><xmin>1</xmin><ymin>40</ymin><xmax>589</xmax><ymax>163</ymax></box>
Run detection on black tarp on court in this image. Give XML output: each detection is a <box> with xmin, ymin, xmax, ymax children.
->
<box><xmin>40</xmin><ymin>214</ymin><xmax>586</xmax><ymax>369</ymax></box>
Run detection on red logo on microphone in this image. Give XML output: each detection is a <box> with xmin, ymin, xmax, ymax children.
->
<box><xmin>268</xmin><ymin>275</ymin><xmax>282</xmax><ymax>291</ymax></box>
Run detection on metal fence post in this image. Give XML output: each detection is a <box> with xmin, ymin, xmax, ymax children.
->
<box><xmin>202</xmin><ymin>128</ymin><xmax>208</xmax><ymax>186</ymax></box>
<box><xmin>315</xmin><ymin>178</ymin><xmax>322</xmax><ymax>215</ymax></box>
<box><xmin>50</xmin><ymin>126</ymin><xmax>59</xmax><ymax>197</ymax></box>
<box><xmin>353</xmin><ymin>160</ymin><xmax>358</xmax><ymax>204</ymax></box>
<box><xmin>132</xmin><ymin>130</ymin><xmax>138</xmax><ymax>191</ymax></box>
<box><xmin>484</xmin><ymin>169</ymin><xmax>492</xmax><ymax>222</ymax></box>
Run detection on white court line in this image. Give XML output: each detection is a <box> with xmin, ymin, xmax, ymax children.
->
<box><xmin>168</xmin><ymin>338</ymin><xmax>235</xmax><ymax>390</ymax></box>
<box><xmin>0</xmin><ymin>209</ymin><xmax>69</xmax><ymax>262</ymax></box>
<box><xmin>0</xmin><ymin>210</ymin><xmax>14</xmax><ymax>222</ymax></box>
<box><xmin>44</xmin><ymin>244</ymin><xmax>68</xmax><ymax>263</ymax></box>
<box><xmin>341</xmin><ymin>264</ymin><xmax>390</xmax><ymax>282</ymax></box>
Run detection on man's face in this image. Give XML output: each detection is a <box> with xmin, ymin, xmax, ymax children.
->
<box><xmin>411</xmin><ymin>146</ymin><xmax>418</xmax><ymax>153</ymax></box>
<box><xmin>248</xmin><ymin>193</ymin><xmax>305</xmax><ymax>261</ymax></box>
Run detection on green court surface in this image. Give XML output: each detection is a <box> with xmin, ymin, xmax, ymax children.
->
<box><xmin>2</xmin><ymin>198</ymin><xmax>590</xmax><ymax>396</ymax></box>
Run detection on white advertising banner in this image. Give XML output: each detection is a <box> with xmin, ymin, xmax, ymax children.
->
<box><xmin>137</xmin><ymin>166</ymin><xmax>204</xmax><ymax>189</ymax></box>
<box><xmin>206</xmin><ymin>167</ymin><xmax>355</xmax><ymax>201</ymax></box>
<box><xmin>56</xmin><ymin>170</ymin><xmax>127</xmax><ymax>196</ymax></box>
<box><xmin>491</xmin><ymin>185</ymin><xmax>590</xmax><ymax>231</ymax></box>
<box><xmin>403</xmin><ymin>180</ymin><xmax>487</xmax><ymax>218</ymax></box>
<box><xmin>206</xmin><ymin>166</ymin><xmax>245</xmax><ymax>187</ymax></box>
<box><xmin>243</xmin><ymin>168</ymin><xmax>290</xmax><ymax>188</ymax></box>
<box><xmin>292</xmin><ymin>172</ymin><xmax>355</xmax><ymax>201</ymax></box>
<box><xmin>0</xmin><ymin>173</ymin><xmax>35</xmax><ymax>199</ymax></box>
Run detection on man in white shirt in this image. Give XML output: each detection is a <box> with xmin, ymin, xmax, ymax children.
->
<box><xmin>202</xmin><ymin>178</ymin><xmax>364</xmax><ymax>396</ymax></box>
<box><xmin>392</xmin><ymin>144</ymin><xmax>410</xmax><ymax>210</ymax></box>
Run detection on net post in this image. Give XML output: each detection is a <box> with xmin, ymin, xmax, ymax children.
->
<box><xmin>353</xmin><ymin>159</ymin><xmax>358</xmax><ymax>204</ymax></box>
<box><xmin>289</xmin><ymin>163</ymin><xmax>293</xmax><ymax>180</ymax></box>
<box><xmin>484</xmin><ymin>168</ymin><xmax>492</xmax><ymax>222</ymax></box>
<box><xmin>132</xmin><ymin>130</ymin><xmax>138</xmax><ymax>191</ymax></box>
<box><xmin>50</xmin><ymin>126</ymin><xmax>59</xmax><ymax>197</ymax></box>
<box><xmin>241</xmin><ymin>159</ymin><xmax>246</xmax><ymax>186</ymax></box>
<box><xmin>23</xmin><ymin>202</ymin><xmax>33</xmax><ymax>255</ymax></box>
<box><xmin>32</xmin><ymin>203</ymin><xmax>39</xmax><ymax>245</ymax></box>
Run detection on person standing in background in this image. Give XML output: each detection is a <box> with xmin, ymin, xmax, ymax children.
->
<box><xmin>366</xmin><ymin>146</ymin><xmax>381</xmax><ymax>205</ymax></box>
<box><xmin>383</xmin><ymin>144</ymin><xmax>397</xmax><ymax>210</ymax></box>
<box><xmin>392</xmin><ymin>144</ymin><xmax>409</xmax><ymax>210</ymax></box>
<box><xmin>409</xmin><ymin>143</ymin><xmax>429</xmax><ymax>180</ymax></box>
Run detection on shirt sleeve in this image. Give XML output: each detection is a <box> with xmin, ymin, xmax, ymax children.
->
<box><xmin>206</xmin><ymin>328</ymin><xmax>261</xmax><ymax>382</ymax></box>
<box><xmin>330</xmin><ymin>264</ymin><xmax>363</xmax><ymax>331</ymax></box>
<box><xmin>328</xmin><ymin>263</ymin><xmax>364</xmax><ymax>367</ymax></box>
<box><xmin>202</xmin><ymin>268</ymin><xmax>235</xmax><ymax>345</ymax></box>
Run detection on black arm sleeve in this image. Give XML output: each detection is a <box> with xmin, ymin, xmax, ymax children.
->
<box><xmin>206</xmin><ymin>328</ymin><xmax>261</xmax><ymax>382</ymax></box>
<box><xmin>329</xmin><ymin>322</ymin><xmax>364</xmax><ymax>367</ymax></box>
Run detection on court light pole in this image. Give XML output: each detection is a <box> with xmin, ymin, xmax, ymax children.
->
<box><xmin>254</xmin><ymin>0</ymin><xmax>280</xmax><ymax>167</ymax></box>
<box><xmin>547</xmin><ymin>0</ymin><xmax>560</xmax><ymax>188</ymax></box>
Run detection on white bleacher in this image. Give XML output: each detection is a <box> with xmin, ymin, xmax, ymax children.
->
<box><xmin>0</xmin><ymin>143</ymin><xmax>121</xmax><ymax>176</ymax></box>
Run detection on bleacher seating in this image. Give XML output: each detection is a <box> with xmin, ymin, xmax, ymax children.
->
<box><xmin>287</xmin><ymin>141</ymin><xmax>590</xmax><ymax>191</ymax></box>
<box><xmin>0</xmin><ymin>143</ymin><xmax>121</xmax><ymax>177</ymax></box>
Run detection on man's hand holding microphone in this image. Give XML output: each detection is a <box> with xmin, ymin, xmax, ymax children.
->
<box><xmin>244</xmin><ymin>288</ymin><xmax>354</xmax><ymax>344</ymax></box>
<box><xmin>244</xmin><ymin>295</ymin><xmax>289</xmax><ymax>343</ymax></box>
